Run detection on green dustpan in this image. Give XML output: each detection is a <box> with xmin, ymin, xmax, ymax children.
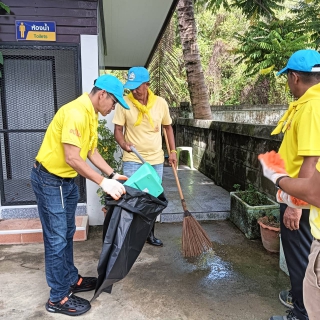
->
<box><xmin>124</xmin><ymin>146</ymin><xmax>164</xmax><ymax>198</ymax></box>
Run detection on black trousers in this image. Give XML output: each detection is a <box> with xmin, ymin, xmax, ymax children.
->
<box><xmin>280</xmin><ymin>204</ymin><xmax>313</xmax><ymax>320</ymax></box>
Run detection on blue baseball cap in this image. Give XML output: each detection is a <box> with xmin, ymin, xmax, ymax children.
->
<box><xmin>94</xmin><ymin>74</ymin><xmax>130</xmax><ymax>110</ymax></box>
<box><xmin>277</xmin><ymin>49</ymin><xmax>320</xmax><ymax>75</ymax></box>
<box><xmin>123</xmin><ymin>67</ymin><xmax>150</xmax><ymax>90</ymax></box>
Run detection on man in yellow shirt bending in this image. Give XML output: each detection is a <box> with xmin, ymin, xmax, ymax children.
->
<box><xmin>31</xmin><ymin>74</ymin><xmax>130</xmax><ymax>316</ymax></box>
<box><xmin>113</xmin><ymin>67</ymin><xmax>177</xmax><ymax>246</ymax></box>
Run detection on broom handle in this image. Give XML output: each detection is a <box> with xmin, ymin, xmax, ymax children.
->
<box><xmin>163</xmin><ymin>127</ymin><xmax>188</xmax><ymax>213</ymax></box>
<box><xmin>130</xmin><ymin>146</ymin><xmax>146</xmax><ymax>164</ymax></box>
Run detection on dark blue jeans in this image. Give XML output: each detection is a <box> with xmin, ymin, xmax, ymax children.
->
<box><xmin>280</xmin><ymin>204</ymin><xmax>313</xmax><ymax>320</ymax></box>
<box><xmin>31</xmin><ymin>165</ymin><xmax>79</xmax><ymax>302</ymax></box>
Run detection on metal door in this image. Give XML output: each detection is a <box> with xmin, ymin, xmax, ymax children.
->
<box><xmin>0</xmin><ymin>44</ymin><xmax>85</xmax><ymax>205</ymax></box>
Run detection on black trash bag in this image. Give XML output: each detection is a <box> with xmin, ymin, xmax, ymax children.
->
<box><xmin>91</xmin><ymin>185</ymin><xmax>167</xmax><ymax>301</ymax></box>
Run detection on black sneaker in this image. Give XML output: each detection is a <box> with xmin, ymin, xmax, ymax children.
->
<box><xmin>269</xmin><ymin>309</ymin><xmax>299</xmax><ymax>320</ymax></box>
<box><xmin>70</xmin><ymin>274</ymin><xmax>97</xmax><ymax>293</ymax></box>
<box><xmin>279</xmin><ymin>289</ymin><xmax>293</xmax><ymax>309</ymax></box>
<box><xmin>45</xmin><ymin>292</ymin><xmax>91</xmax><ymax>316</ymax></box>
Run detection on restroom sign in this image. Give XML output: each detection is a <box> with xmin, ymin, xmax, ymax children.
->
<box><xmin>16</xmin><ymin>21</ymin><xmax>56</xmax><ymax>41</ymax></box>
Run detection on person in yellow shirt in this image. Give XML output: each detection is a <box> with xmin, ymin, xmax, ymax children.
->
<box><xmin>113</xmin><ymin>67</ymin><xmax>177</xmax><ymax>246</ymax></box>
<box><xmin>268</xmin><ymin>49</ymin><xmax>320</xmax><ymax>320</ymax></box>
<box><xmin>259</xmin><ymin>151</ymin><xmax>320</xmax><ymax>320</ymax></box>
<box><xmin>31</xmin><ymin>74</ymin><xmax>130</xmax><ymax>317</ymax></box>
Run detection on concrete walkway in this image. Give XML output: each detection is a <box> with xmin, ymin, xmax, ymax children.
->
<box><xmin>0</xmin><ymin>166</ymin><xmax>290</xmax><ymax>320</ymax></box>
<box><xmin>161</xmin><ymin>165</ymin><xmax>230</xmax><ymax>222</ymax></box>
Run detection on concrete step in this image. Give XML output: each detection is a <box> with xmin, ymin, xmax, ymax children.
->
<box><xmin>0</xmin><ymin>215</ymin><xmax>89</xmax><ymax>245</ymax></box>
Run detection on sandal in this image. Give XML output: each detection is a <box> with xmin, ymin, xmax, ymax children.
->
<box><xmin>45</xmin><ymin>292</ymin><xmax>91</xmax><ymax>316</ymax></box>
<box><xmin>70</xmin><ymin>275</ymin><xmax>97</xmax><ymax>293</ymax></box>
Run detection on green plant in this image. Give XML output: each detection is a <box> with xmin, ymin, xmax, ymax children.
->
<box><xmin>96</xmin><ymin>119</ymin><xmax>122</xmax><ymax>206</ymax></box>
<box><xmin>0</xmin><ymin>2</ymin><xmax>10</xmax><ymax>13</ymax></box>
<box><xmin>233</xmin><ymin>184</ymin><xmax>269</xmax><ymax>206</ymax></box>
<box><xmin>261</xmin><ymin>214</ymin><xmax>280</xmax><ymax>228</ymax></box>
<box><xmin>235</xmin><ymin>19</ymin><xmax>311</xmax><ymax>77</ymax></box>
<box><xmin>233</xmin><ymin>183</ymin><xmax>241</xmax><ymax>192</ymax></box>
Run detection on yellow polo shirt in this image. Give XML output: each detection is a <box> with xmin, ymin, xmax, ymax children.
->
<box><xmin>278</xmin><ymin>83</ymin><xmax>320</xmax><ymax>178</ymax></box>
<box><xmin>112</xmin><ymin>95</ymin><xmax>172</xmax><ymax>165</ymax></box>
<box><xmin>36</xmin><ymin>93</ymin><xmax>97</xmax><ymax>178</ymax></box>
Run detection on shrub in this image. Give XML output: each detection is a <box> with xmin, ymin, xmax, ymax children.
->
<box><xmin>96</xmin><ymin>119</ymin><xmax>122</xmax><ymax>206</ymax></box>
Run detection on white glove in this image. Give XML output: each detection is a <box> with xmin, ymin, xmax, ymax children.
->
<box><xmin>277</xmin><ymin>190</ymin><xmax>309</xmax><ymax>209</ymax></box>
<box><xmin>99</xmin><ymin>177</ymin><xmax>126</xmax><ymax>200</ymax></box>
<box><xmin>276</xmin><ymin>190</ymin><xmax>285</xmax><ymax>204</ymax></box>
<box><xmin>258</xmin><ymin>151</ymin><xmax>288</xmax><ymax>183</ymax></box>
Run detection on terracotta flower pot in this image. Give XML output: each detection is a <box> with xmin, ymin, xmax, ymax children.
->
<box><xmin>257</xmin><ymin>216</ymin><xmax>280</xmax><ymax>253</ymax></box>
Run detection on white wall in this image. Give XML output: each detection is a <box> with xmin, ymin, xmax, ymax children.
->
<box><xmin>81</xmin><ymin>34</ymin><xmax>104</xmax><ymax>226</ymax></box>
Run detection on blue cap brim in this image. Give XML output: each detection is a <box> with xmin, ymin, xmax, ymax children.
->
<box><xmin>123</xmin><ymin>81</ymin><xmax>143</xmax><ymax>90</ymax></box>
<box><xmin>114</xmin><ymin>94</ymin><xmax>130</xmax><ymax>110</ymax></box>
<box><xmin>276</xmin><ymin>66</ymin><xmax>288</xmax><ymax>76</ymax></box>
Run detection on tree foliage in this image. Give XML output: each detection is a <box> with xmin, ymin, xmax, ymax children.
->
<box><xmin>235</xmin><ymin>19</ymin><xmax>311</xmax><ymax>76</ymax></box>
<box><xmin>290</xmin><ymin>0</ymin><xmax>320</xmax><ymax>48</ymax></box>
<box><xmin>115</xmin><ymin>0</ymin><xmax>320</xmax><ymax>107</ymax></box>
<box><xmin>195</xmin><ymin>0</ymin><xmax>284</xmax><ymax>19</ymax></box>
<box><xmin>231</xmin><ymin>0</ymin><xmax>284</xmax><ymax>19</ymax></box>
<box><xmin>148</xmin><ymin>20</ymin><xmax>187</xmax><ymax>107</ymax></box>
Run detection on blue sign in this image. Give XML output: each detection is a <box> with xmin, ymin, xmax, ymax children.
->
<box><xmin>16</xmin><ymin>21</ymin><xmax>56</xmax><ymax>41</ymax></box>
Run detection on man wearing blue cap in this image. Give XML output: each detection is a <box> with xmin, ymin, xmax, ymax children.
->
<box><xmin>269</xmin><ymin>49</ymin><xmax>320</xmax><ymax>320</ymax></box>
<box><xmin>113</xmin><ymin>67</ymin><xmax>177</xmax><ymax>247</ymax></box>
<box><xmin>31</xmin><ymin>74</ymin><xmax>130</xmax><ymax>316</ymax></box>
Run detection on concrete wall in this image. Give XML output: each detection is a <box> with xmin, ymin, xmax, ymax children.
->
<box><xmin>210</xmin><ymin>105</ymin><xmax>287</xmax><ymax>125</ymax></box>
<box><xmin>175</xmin><ymin>118</ymin><xmax>283</xmax><ymax>200</ymax></box>
<box><xmin>178</xmin><ymin>104</ymin><xmax>287</xmax><ymax>125</ymax></box>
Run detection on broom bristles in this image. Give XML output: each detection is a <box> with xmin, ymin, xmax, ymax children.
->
<box><xmin>182</xmin><ymin>214</ymin><xmax>213</xmax><ymax>257</ymax></box>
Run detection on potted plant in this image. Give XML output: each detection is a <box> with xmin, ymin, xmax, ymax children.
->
<box><xmin>257</xmin><ymin>215</ymin><xmax>280</xmax><ymax>253</ymax></box>
<box><xmin>96</xmin><ymin>119</ymin><xmax>122</xmax><ymax>214</ymax></box>
<box><xmin>229</xmin><ymin>184</ymin><xmax>279</xmax><ymax>240</ymax></box>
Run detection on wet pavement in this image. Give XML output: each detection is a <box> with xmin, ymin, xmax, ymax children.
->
<box><xmin>161</xmin><ymin>166</ymin><xmax>230</xmax><ymax>222</ymax></box>
<box><xmin>0</xmin><ymin>166</ymin><xmax>290</xmax><ymax>320</ymax></box>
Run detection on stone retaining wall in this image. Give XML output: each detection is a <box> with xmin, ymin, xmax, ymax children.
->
<box><xmin>175</xmin><ymin>119</ymin><xmax>283</xmax><ymax>200</ymax></box>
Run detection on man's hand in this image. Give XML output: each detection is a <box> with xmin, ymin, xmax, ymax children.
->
<box><xmin>99</xmin><ymin>178</ymin><xmax>126</xmax><ymax>200</ymax></box>
<box><xmin>258</xmin><ymin>151</ymin><xmax>288</xmax><ymax>183</ymax></box>
<box><xmin>113</xmin><ymin>173</ymin><xmax>128</xmax><ymax>181</ymax></box>
<box><xmin>169</xmin><ymin>153</ymin><xmax>177</xmax><ymax>168</ymax></box>
<box><xmin>121</xmin><ymin>141</ymin><xmax>134</xmax><ymax>152</ymax></box>
<box><xmin>283</xmin><ymin>206</ymin><xmax>302</xmax><ymax>231</ymax></box>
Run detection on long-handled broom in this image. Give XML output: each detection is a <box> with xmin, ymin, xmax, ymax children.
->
<box><xmin>163</xmin><ymin>128</ymin><xmax>213</xmax><ymax>257</ymax></box>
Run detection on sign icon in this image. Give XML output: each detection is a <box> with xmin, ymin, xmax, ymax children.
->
<box><xmin>19</xmin><ymin>22</ymin><xmax>26</xmax><ymax>38</ymax></box>
<box><xmin>16</xmin><ymin>21</ymin><xmax>56</xmax><ymax>41</ymax></box>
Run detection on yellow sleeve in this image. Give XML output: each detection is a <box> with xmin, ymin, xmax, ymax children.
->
<box><xmin>160</xmin><ymin>98</ymin><xmax>172</xmax><ymax>125</ymax></box>
<box><xmin>112</xmin><ymin>103</ymin><xmax>126</xmax><ymax>126</ymax></box>
<box><xmin>297</xmin><ymin>104</ymin><xmax>320</xmax><ymax>156</ymax></box>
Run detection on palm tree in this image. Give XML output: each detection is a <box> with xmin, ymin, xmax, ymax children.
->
<box><xmin>176</xmin><ymin>0</ymin><xmax>212</xmax><ymax>119</ymax></box>
<box><xmin>149</xmin><ymin>20</ymin><xmax>183</xmax><ymax>108</ymax></box>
